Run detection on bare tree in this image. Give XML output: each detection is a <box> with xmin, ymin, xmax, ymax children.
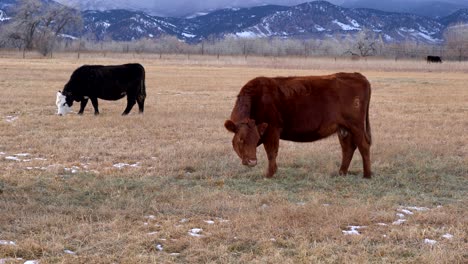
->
<box><xmin>346</xmin><ymin>29</ymin><xmax>378</xmax><ymax>57</ymax></box>
<box><xmin>444</xmin><ymin>23</ymin><xmax>468</xmax><ymax>61</ymax></box>
<box><xmin>9</xmin><ymin>0</ymin><xmax>82</xmax><ymax>56</ymax></box>
<box><xmin>13</xmin><ymin>0</ymin><xmax>42</xmax><ymax>52</ymax></box>
<box><xmin>37</xmin><ymin>4</ymin><xmax>82</xmax><ymax>56</ymax></box>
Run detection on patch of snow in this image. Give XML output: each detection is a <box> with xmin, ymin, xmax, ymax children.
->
<box><xmin>405</xmin><ymin>206</ymin><xmax>429</xmax><ymax>211</ymax></box>
<box><xmin>5</xmin><ymin>156</ymin><xmax>21</xmax><ymax>161</ymax></box>
<box><xmin>169</xmin><ymin>253</ymin><xmax>180</xmax><ymax>256</ymax></box>
<box><xmin>145</xmin><ymin>215</ymin><xmax>156</xmax><ymax>220</ymax></box>
<box><xmin>0</xmin><ymin>10</ymin><xmax>11</xmax><ymax>22</ymax></box>
<box><xmin>59</xmin><ymin>34</ymin><xmax>78</xmax><ymax>40</ymax></box>
<box><xmin>64</xmin><ymin>249</ymin><xmax>76</xmax><ymax>255</ymax></box>
<box><xmin>392</xmin><ymin>219</ymin><xmax>406</xmax><ymax>225</ymax></box>
<box><xmin>204</xmin><ymin>220</ymin><xmax>215</xmax><ymax>224</ymax></box>
<box><xmin>332</xmin><ymin>19</ymin><xmax>360</xmax><ymax>31</ymax></box>
<box><xmin>315</xmin><ymin>25</ymin><xmax>326</xmax><ymax>32</ymax></box>
<box><xmin>296</xmin><ymin>202</ymin><xmax>306</xmax><ymax>206</ymax></box>
<box><xmin>182</xmin><ymin>32</ymin><xmax>196</xmax><ymax>38</ymax></box>
<box><xmin>180</xmin><ymin>218</ymin><xmax>188</xmax><ymax>223</ymax></box>
<box><xmin>155</xmin><ymin>244</ymin><xmax>163</xmax><ymax>251</ymax></box>
<box><xmin>113</xmin><ymin>162</ymin><xmax>140</xmax><ymax>169</ymax></box>
<box><xmin>396</xmin><ymin>213</ymin><xmax>405</xmax><ymax>219</ymax></box>
<box><xmin>64</xmin><ymin>166</ymin><xmax>80</xmax><ymax>174</ymax></box>
<box><xmin>0</xmin><ymin>152</ymin><xmax>5</xmax><ymax>155</ymax></box>
<box><xmin>24</xmin><ymin>261</ymin><xmax>40</xmax><ymax>264</ymax></box>
<box><xmin>424</xmin><ymin>238</ymin><xmax>437</xmax><ymax>245</ymax></box>
<box><xmin>5</xmin><ymin>116</ymin><xmax>18</xmax><ymax>122</ymax></box>
<box><xmin>0</xmin><ymin>240</ymin><xmax>16</xmax><ymax>246</ymax></box>
<box><xmin>15</xmin><ymin>153</ymin><xmax>29</xmax><ymax>157</ymax></box>
<box><xmin>442</xmin><ymin>233</ymin><xmax>453</xmax><ymax>239</ymax></box>
<box><xmin>147</xmin><ymin>232</ymin><xmax>158</xmax><ymax>235</ymax></box>
<box><xmin>98</xmin><ymin>22</ymin><xmax>111</xmax><ymax>29</ymax></box>
<box><xmin>236</xmin><ymin>31</ymin><xmax>258</xmax><ymax>38</ymax></box>
<box><xmin>377</xmin><ymin>223</ymin><xmax>388</xmax><ymax>226</ymax></box>
<box><xmin>398</xmin><ymin>209</ymin><xmax>414</xmax><ymax>215</ymax></box>
<box><xmin>349</xmin><ymin>19</ymin><xmax>360</xmax><ymax>27</ymax></box>
<box><xmin>148</xmin><ymin>34</ymin><xmax>154</xmax><ymax>38</ymax></box>
<box><xmin>342</xmin><ymin>225</ymin><xmax>366</xmax><ymax>235</ymax></box>
<box><xmin>188</xmin><ymin>228</ymin><xmax>203</xmax><ymax>237</ymax></box>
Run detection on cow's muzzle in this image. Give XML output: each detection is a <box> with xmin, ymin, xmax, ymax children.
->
<box><xmin>242</xmin><ymin>159</ymin><xmax>257</xmax><ymax>167</ymax></box>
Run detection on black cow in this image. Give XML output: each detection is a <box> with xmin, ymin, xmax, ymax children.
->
<box><xmin>426</xmin><ymin>56</ymin><xmax>442</xmax><ymax>63</ymax></box>
<box><xmin>57</xmin><ymin>63</ymin><xmax>146</xmax><ymax>115</ymax></box>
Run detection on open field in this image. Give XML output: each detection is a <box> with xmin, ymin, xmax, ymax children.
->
<box><xmin>0</xmin><ymin>53</ymin><xmax>467</xmax><ymax>263</ymax></box>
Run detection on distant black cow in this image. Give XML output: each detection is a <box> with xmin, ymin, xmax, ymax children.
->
<box><xmin>56</xmin><ymin>63</ymin><xmax>146</xmax><ymax>115</ymax></box>
<box><xmin>426</xmin><ymin>56</ymin><xmax>442</xmax><ymax>63</ymax></box>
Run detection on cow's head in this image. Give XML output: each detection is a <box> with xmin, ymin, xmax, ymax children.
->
<box><xmin>224</xmin><ymin>118</ymin><xmax>268</xmax><ymax>167</ymax></box>
<box><xmin>56</xmin><ymin>91</ymin><xmax>72</xmax><ymax>116</ymax></box>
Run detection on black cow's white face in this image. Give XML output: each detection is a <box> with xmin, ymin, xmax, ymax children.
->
<box><xmin>56</xmin><ymin>91</ymin><xmax>72</xmax><ymax>116</ymax></box>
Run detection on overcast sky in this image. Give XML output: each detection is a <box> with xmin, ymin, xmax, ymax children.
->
<box><xmin>60</xmin><ymin>0</ymin><xmax>468</xmax><ymax>17</ymax></box>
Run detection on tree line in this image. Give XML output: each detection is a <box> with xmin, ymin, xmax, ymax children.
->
<box><xmin>0</xmin><ymin>0</ymin><xmax>467</xmax><ymax>61</ymax></box>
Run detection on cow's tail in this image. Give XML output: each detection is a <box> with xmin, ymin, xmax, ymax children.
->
<box><xmin>364</xmin><ymin>80</ymin><xmax>372</xmax><ymax>145</ymax></box>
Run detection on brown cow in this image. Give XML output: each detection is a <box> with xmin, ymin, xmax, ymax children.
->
<box><xmin>224</xmin><ymin>72</ymin><xmax>372</xmax><ymax>178</ymax></box>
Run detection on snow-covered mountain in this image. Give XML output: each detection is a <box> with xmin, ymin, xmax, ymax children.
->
<box><xmin>2</xmin><ymin>0</ymin><xmax>468</xmax><ymax>44</ymax></box>
<box><xmin>81</xmin><ymin>1</ymin><xmax>468</xmax><ymax>43</ymax></box>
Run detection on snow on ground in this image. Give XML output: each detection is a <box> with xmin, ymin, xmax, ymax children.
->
<box><xmin>5</xmin><ymin>115</ymin><xmax>18</xmax><ymax>122</ymax></box>
<box><xmin>64</xmin><ymin>249</ymin><xmax>76</xmax><ymax>255</ymax></box>
<box><xmin>424</xmin><ymin>238</ymin><xmax>437</xmax><ymax>245</ymax></box>
<box><xmin>24</xmin><ymin>261</ymin><xmax>40</xmax><ymax>264</ymax></box>
<box><xmin>442</xmin><ymin>233</ymin><xmax>453</xmax><ymax>239</ymax></box>
<box><xmin>0</xmin><ymin>240</ymin><xmax>16</xmax><ymax>246</ymax></box>
<box><xmin>392</xmin><ymin>219</ymin><xmax>406</xmax><ymax>225</ymax></box>
<box><xmin>188</xmin><ymin>228</ymin><xmax>203</xmax><ymax>237</ymax></box>
<box><xmin>342</xmin><ymin>225</ymin><xmax>366</xmax><ymax>235</ymax></box>
<box><xmin>155</xmin><ymin>244</ymin><xmax>163</xmax><ymax>251</ymax></box>
<box><xmin>113</xmin><ymin>162</ymin><xmax>140</xmax><ymax>169</ymax></box>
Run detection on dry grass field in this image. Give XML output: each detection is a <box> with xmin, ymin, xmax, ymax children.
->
<box><xmin>0</xmin><ymin>52</ymin><xmax>467</xmax><ymax>263</ymax></box>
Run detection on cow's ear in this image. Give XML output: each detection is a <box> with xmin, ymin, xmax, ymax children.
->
<box><xmin>224</xmin><ymin>120</ymin><xmax>237</xmax><ymax>133</ymax></box>
<box><xmin>257</xmin><ymin>123</ymin><xmax>268</xmax><ymax>136</ymax></box>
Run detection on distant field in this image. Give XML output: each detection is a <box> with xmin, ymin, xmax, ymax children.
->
<box><xmin>0</xmin><ymin>53</ymin><xmax>466</xmax><ymax>263</ymax></box>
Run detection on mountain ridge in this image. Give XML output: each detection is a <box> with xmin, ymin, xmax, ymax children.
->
<box><xmin>1</xmin><ymin>0</ymin><xmax>468</xmax><ymax>44</ymax></box>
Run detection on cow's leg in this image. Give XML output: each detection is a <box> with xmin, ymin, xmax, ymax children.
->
<box><xmin>78</xmin><ymin>99</ymin><xmax>88</xmax><ymax>115</ymax></box>
<box><xmin>263</xmin><ymin>129</ymin><xmax>280</xmax><ymax>178</ymax></box>
<box><xmin>122</xmin><ymin>95</ymin><xmax>137</xmax><ymax>115</ymax></box>
<box><xmin>349</xmin><ymin>126</ymin><xmax>372</xmax><ymax>178</ymax></box>
<box><xmin>90</xmin><ymin>97</ymin><xmax>99</xmax><ymax>115</ymax></box>
<box><xmin>337</xmin><ymin>127</ymin><xmax>356</xmax><ymax>176</ymax></box>
<box><xmin>137</xmin><ymin>97</ymin><xmax>145</xmax><ymax>113</ymax></box>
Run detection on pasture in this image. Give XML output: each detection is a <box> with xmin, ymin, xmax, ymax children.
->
<box><xmin>0</xmin><ymin>53</ymin><xmax>467</xmax><ymax>263</ymax></box>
